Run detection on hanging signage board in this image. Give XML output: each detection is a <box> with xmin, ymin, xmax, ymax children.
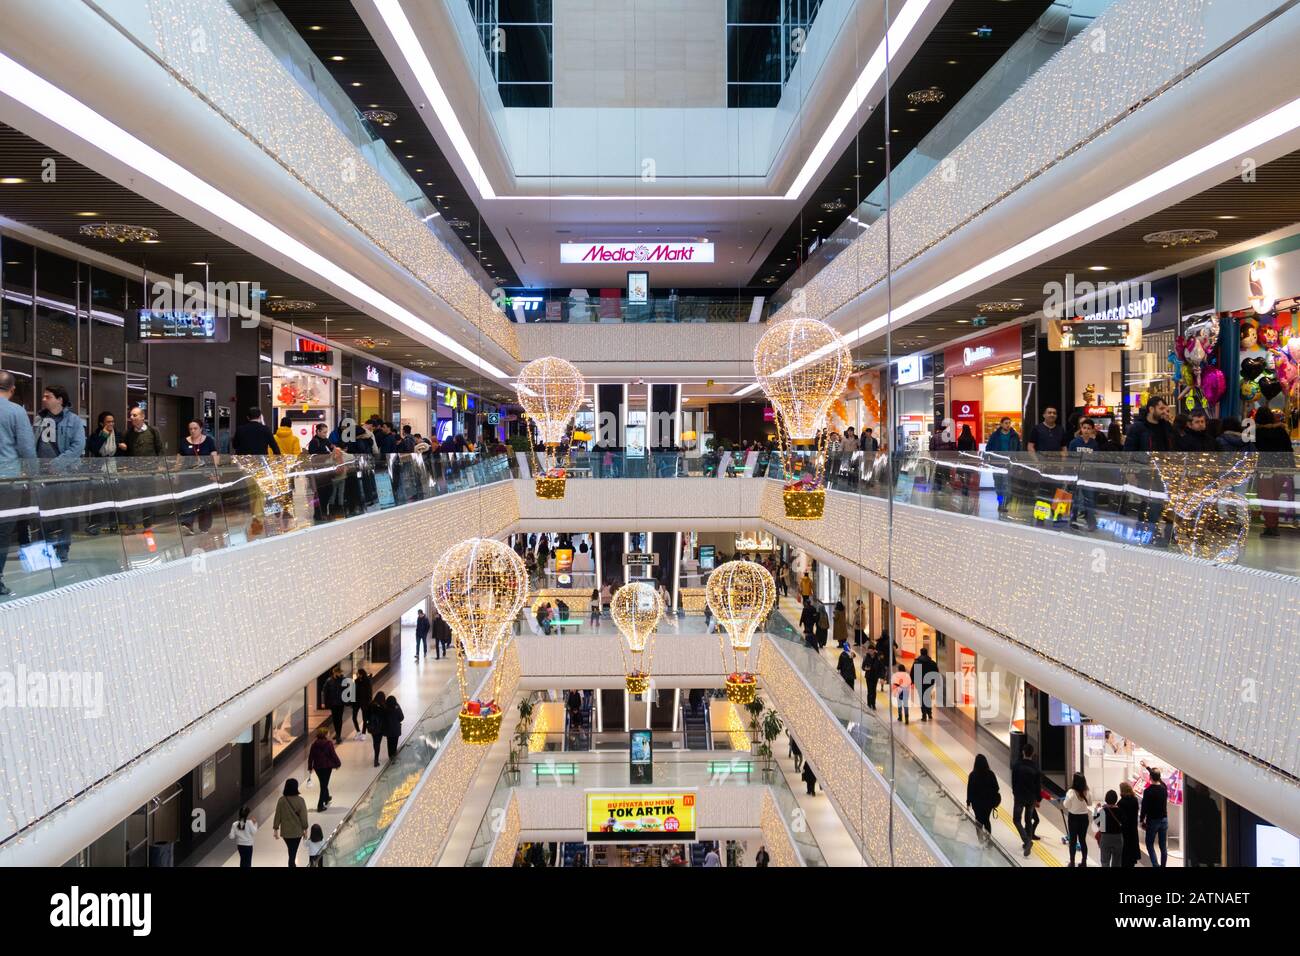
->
<box><xmin>586</xmin><ymin>790</ymin><xmax>696</xmax><ymax>843</ymax></box>
<box><xmin>561</xmin><ymin>242</ymin><xmax>715</xmax><ymax>264</ymax></box>
<box><xmin>131</xmin><ymin>309</ymin><xmax>228</xmax><ymax>343</ymax></box>
<box><xmin>1048</xmin><ymin>319</ymin><xmax>1141</xmax><ymax>351</ymax></box>
<box><xmin>285</xmin><ymin>350</ymin><xmax>335</xmax><ymax>367</ymax></box>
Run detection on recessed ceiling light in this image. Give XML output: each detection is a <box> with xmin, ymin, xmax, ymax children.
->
<box><xmin>1088</xmin><ymin>265</ymin><xmax>1109</xmax><ymax>271</ymax></box>
<box><xmin>394</xmin><ymin>139</ymin><xmax>403</xmax><ymax>144</ymax></box>
<box><xmin>141</xmin><ymin>239</ymin><xmax>161</xmax><ymax>244</ymax></box>
<box><xmin>405</xmin><ymin>154</ymin><xmax>414</xmax><ymax>159</ymax></box>
<box><xmin>0</xmin><ymin>177</ymin><xmax>24</xmax><ymax>184</ymax></box>
<box><xmin>351</xmin><ymin>82</ymin><xmax>362</xmax><ymax>87</ymax></box>
<box><xmin>309</xmin><ymin>25</ymin><xmax>323</xmax><ymax>31</ymax></box>
<box><xmin>947</xmin><ymin>59</ymin><xmax>958</xmax><ymax>65</ymax></box>
<box><xmin>190</xmin><ymin>260</ymin><xmax>208</xmax><ymax>266</ymax></box>
<box><xmin>75</xmin><ymin>211</ymin><xmax>98</xmax><ymax>216</ymax></box>
<box><xmin>416</xmin><ymin>168</ymin><xmax>423</xmax><ymax>172</ymax></box>
<box><xmin>330</xmin><ymin>55</ymin><xmax>345</xmax><ymax>61</ymax></box>
<box><xmin>1216</xmin><ymin>214</ymin><xmax>1238</xmax><ymax>220</ymax></box>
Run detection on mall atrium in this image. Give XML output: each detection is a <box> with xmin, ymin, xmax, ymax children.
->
<box><xmin>0</xmin><ymin>0</ymin><xmax>1295</xmax><ymax>916</ymax></box>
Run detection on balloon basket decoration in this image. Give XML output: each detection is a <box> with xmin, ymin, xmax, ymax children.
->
<box><xmin>625</xmin><ymin>672</ymin><xmax>651</xmax><ymax>694</ymax></box>
<box><xmin>534</xmin><ymin>474</ymin><xmax>567</xmax><ymax>499</ymax></box>
<box><xmin>459</xmin><ymin>702</ymin><xmax>504</xmax><ymax>744</ymax></box>
<box><xmin>783</xmin><ymin>486</ymin><xmax>825</xmax><ymax>519</ymax></box>
<box><xmin>725</xmin><ymin>673</ymin><xmax>758</xmax><ymax>705</ymax></box>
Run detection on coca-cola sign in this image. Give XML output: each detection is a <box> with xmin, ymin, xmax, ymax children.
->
<box><xmin>560</xmin><ymin>241</ymin><xmax>715</xmax><ymax>264</ymax></box>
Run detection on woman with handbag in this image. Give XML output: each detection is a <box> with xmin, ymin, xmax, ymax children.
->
<box><xmin>1093</xmin><ymin>790</ymin><xmax>1125</xmax><ymax>867</ymax></box>
<box><xmin>1062</xmin><ymin>772</ymin><xmax>1093</xmax><ymax>867</ymax></box>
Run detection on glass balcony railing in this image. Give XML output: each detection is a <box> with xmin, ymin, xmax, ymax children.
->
<box><xmin>763</xmin><ymin>612</ymin><xmax>1014</xmax><ymax>866</ymax></box>
<box><xmin>0</xmin><ymin>452</ymin><xmax>511</xmax><ymax>603</ymax></box>
<box><xmin>507</xmin><ymin>294</ymin><xmax>768</xmax><ymax>324</ymax></box>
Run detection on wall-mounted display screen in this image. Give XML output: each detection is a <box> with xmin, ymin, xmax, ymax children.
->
<box><xmin>131</xmin><ymin>309</ymin><xmax>228</xmax><ymax>342</ymax></box>
<box><xmin>586</xmin><ymin>790</ymin><xmax>695</xmax><ymax>843</ymax></box>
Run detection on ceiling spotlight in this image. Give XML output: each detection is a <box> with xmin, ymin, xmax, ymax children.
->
<box><xmin>0</xmin><ymin>177</ymin><xmax>26</xmax><ymax>184</ymax></box>
<box><xmin>74</xmin><ymin>211</ymin><xmax>98</xmax><ymax>217</ymax></box>
<box><xmin>330</xmin><ymin>55</ymin><xmax>345</xmax><ymax>62</ymax></box>
<box><xmin>1216</xmin><ymin>214</ymin><xmax>1239</xmax><ymax>220</ymax></box>
<box><xmin>351</xmin><ymin>82</ymin><xmax>362</xmax><ymax>87</ymax></box>
<box><xmin>1142</xmin><ymin>228</ymin><xmax>1218</xmax><ymax>248</ymax></box>
<box><xmin>1088</xmin><ymin>265</ymin><xmax>1109</xmax><ymax>272</ymax></box>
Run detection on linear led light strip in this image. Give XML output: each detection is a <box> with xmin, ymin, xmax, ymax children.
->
<box><xmin>0</xmin><ymin>52</ymin><xmax>510</xmax><ymax>380</ymax></box>
<box><xmin>374</xmin><ymin>0</ymin><xmax>931</xmax><ymax>201</ymax></box>
<box><xmin>737</xmin><ymin>92</ymin><xmax>1300</xmax><ymax>395</ymax></box>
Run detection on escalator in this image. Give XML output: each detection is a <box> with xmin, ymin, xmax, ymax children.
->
<box><xmin>680</xmin><ymin>691</ymin><xmax>710</xmax><ymax>750</ymax></box>
<box><xmin>563</xmin><ymin>690</ymin><xmax>592</xmax><ymax>751</ymax></box>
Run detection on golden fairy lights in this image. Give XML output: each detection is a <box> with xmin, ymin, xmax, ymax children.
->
<box><xmin>706</xmin><ymin>560</ymin><xmax>775</xmax><ymax>703</ymax></box>
<box><xmin>754</xmin><ymin>317</ymin><xmax>851</xmax><ymax>519</ymax></box>
<box><xmin>430</xmin><ymin>538</ymin><xmax>528</xmax><ymax>743</ymax></box>
<box><xmin>515</xmin><ymin>356</ymin><xmax>585</xmax><ymax>499</ymax></box>
<box><xmin>610</xmin><ymin>581</ymin><xmax>663</xmax><ymax>694</ymax></box>
<box><xmin>1151</xmin><ymin>452</ymin><xmax>1256</xmax><ymax>563</ymax></box>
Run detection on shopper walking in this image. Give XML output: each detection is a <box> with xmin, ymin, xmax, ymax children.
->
<box><xmin>754</xmin><ymin>845</ymin><xmax>770</xmax><ymax>867</ymax></box>
<box><xmin>351</xmin><ymin>667</ymin><xmax>373</xmax><ymax>736</ymax></box>
<box><xmin>1255</xmin><ymin>408</ymin><xmax>1294</xmax><ymax>538</ymax></box>
<box><xmin>1063</xmin><ymin>772</ymin><xmax>1093</xmax><ymax>867</ymax></box>
<box><xmin>911</xmin><ymin>646</ymin><xmax>939</xmax><ymax>721</ymax></box>
<box><xmin>965</xmin><ymin>754</ymin><xmax>1001</xmax><ymax>844</ymax></box>
<box><xmin>305</xmin><ymin>824</ymin><xmax>325</xmax><ymax>867</ymax></box>
<box><xmin>307</xmin><ymin>726</ymin><xmax>341</xmax><ymax>812</ymax></box>
<box><xmin>272</xmin><ymin>778</ymin><xmax>309</xmax><ymax>867</ymax></box>
<box><xmin>1093</xmin><ymin>790</ymin><xmax>1125</xmax><ymax>868</ymax></box>
<box><xmin>432</xmin><ymin>610</ymin><xmax>452</xmax><ymax>659</ymax></box>
<box><xmin>414</xmin><ymin>608</ymin><xmax>430</xmax><ymax>660</ymax></box>
<box><xmin>801</xmin><ymin>761</ymin><xmax>818</xmax><ymax>796</ymax></box>
<box><xmin>589</xmin><ymin>588</ymin><xmax>601</xmax><ymax>630</ymax></box>
<box><xmin>836</xmin><ymin>644</ymin><xmax>856</xmax><ymax>689</ymax></box>
<box><xmin>832</xmin><ymin>600</ymin><xmax>848</xmax><ymax>650</ymax></box>
<box><xmin>799</xmin><ymin>596</ymin><xmax>818</xmax><ymax>648</ymax></box>
<box><xmin>985</xmin><ymin>416</ymin><xmax>1021</xmax><ymax>514</ymax></box>
<box><xmin>798</xmin><ymin>571</ymin><xmax>813</xmax><ymax>600</ymax></box>
<box><xmin>862</xmin><ymin>644</ymin><xmax>880</xmax><ymax>711</ymax></box>
<box><xmin>0</xmin><ymin>370</ymin><xmax>37</xmax><ymax>599</ymax></box>
<box><xmin>1117</xmin><ymin>781</ymin><xmax>1141</xmax><ymax>867</ymax></box>
<box><xmin>891</xmin><ymin>664</ymin><xmax>912</xmax><ymax>724</ymax></box>
<box><xmin>1141</xmin><ymin>768</ymin><xmax>1170</xmax><ymax>867</ymax></box>
<box><xmin>1011</xmin><ymin>743</ymin><xmax>1043</xmax><ymax>857</ymax></box>
<box><xmin>814</xmin><ymin>602</ymin><xmax>830</xmax><ymax>650</ymax></box>
<box><xmin>227</xmin><ymin>806</ymin><xmax>257</xmax><ymax>867</ymax></box>
<box><xmin>231</xmin><ymin>406</ymin><xmax>281</xmax><ymax>455</ymax></box>
<box><xmin>851</xmin><ymin>598</ymin><xmax>866</xmax><ymax>646</ymax></box>
<box><xmin>323</xmin><ymin>665</ymin><xmax>347</xmax><ymax>742</ymax></box>
<box><xmin>383</xmin><ymin>695</ymin><xmax>405</xmax><ymax>761</ymax></box>
<box><xmin>366</xmin><ymin>692</ymin><xmax>387</xmax><ymax>767</ymax></box>
<box><xmin>789</xmin><ymin>736</ymin><xmax>803</xmax><ymax>773</ymax></box>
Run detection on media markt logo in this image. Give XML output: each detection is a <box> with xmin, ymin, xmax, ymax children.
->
<box><xmin>50</xmin><ymin>886</ymin><xmax>152</xmax><ymax>936</ymax></box>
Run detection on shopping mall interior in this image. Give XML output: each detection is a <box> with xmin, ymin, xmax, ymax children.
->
<box><xmin>0</xmin><ymin>0</ymin><xmax>1296</xmax><ymax>919</ymax></box>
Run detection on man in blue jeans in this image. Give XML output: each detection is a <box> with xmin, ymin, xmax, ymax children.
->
<box><xmin>1140</xmin><ymin>767</ymin><xmax>1170</xmax><ymax>867</ymax></box>
<box><xmin>984</xmin><ymin>416</ymin><xmax>1021</xmax><ymax>514</ymax></box>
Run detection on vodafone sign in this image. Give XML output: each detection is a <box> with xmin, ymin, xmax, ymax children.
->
<box><xmin>560</xmin><ymin>241</ymin><xmax>715</xmax><ymax>264</ymax></box>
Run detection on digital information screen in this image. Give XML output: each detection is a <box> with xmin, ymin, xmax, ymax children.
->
<box><xmin>1048</xmin><ymin>319</ymin><xmax>1140</xmax><ymax>351</ymax></box>
<box><xmin>132</xmin><ymin>310</ymin><xmax>228</xmax><ymax>343</ymax></box>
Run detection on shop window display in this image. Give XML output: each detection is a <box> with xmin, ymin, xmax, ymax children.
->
<box><xmin>1081</xmin><ymin>724</ymin><xmax>1184</xmax><ymax>863</ymax></box>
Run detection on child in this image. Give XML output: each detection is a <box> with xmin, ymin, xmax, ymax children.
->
<box><xmin>306</xmin><ymin>823</ymin><xmax>325</xmax><ymax>867</ymax></box>
<box><xmin>891</xmin><ymin>664</ymin><xmax>913</xmax><ymax>724</ymax></box>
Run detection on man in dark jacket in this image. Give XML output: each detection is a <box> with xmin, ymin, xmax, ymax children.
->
<box><xmin>1176</xmin><ymin>410</ymin><xmax>1218</xmax><ymax>451</ymax></box>
<box><xmin>322</xmin><ymin>666</ymin><xmax>347</xmax><ymax>742</ymax></box>
<box><xmin>307</xmin><ymin>727</ymin><xmax>342</xmax><ymax>812</ymax></box>
<box><xmin>911</xmin><ymin>646</ymin><xmax>940</xmax><ymax>721</ymax></box>
<box><xmin>1026</xmin><ymin>406</ymin><xmax>1066</xmax><ymax>453</ymax></box>
<box><xmin>231</xmin><ymin>407</ymin><xmax>280</xmax><ymax>455</ymax></box>
<box><xmin>414</xmin><ymin>608</ymin><xmax>431</xmax><ymax>661</ymax></box>
<box><xmin>1140</xmin><ymin>767</ymin><xmax>1170</xmax><ymax>867</ymax></box>
<box><xmin>1011</xmin><ymin>743</ymin><xmax>1043</xmax><ymax>857</ymax></box>
<box><xmin>836</xmin><ymin>646</ymin><xmax>856</xmax><ymax>689</ymax></box>
<box><xmin>799</xmin><ymin>596</ymin><xmax>818</xmax><ymax>648</ymax></box>
<box><xmin>1123</xmin><ymin>397</ymin><xmax>1177</xmax><ymax>452</ymax></box>
<box><xmin>431</xmin><ymin>610</ymin><xmax>453</xmax><ymax>659</ymax></box>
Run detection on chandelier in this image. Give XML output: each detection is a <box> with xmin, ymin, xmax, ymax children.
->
<box><xmin>353</xmin><ymin>336</ymin><xmax>390</xmax><ymax>349</ymax></box>
<box><xmin>754</xmin><ymin>317</ymin><xmax>852</xmax><ymax>518</ymax></box>
<box><xmin>78</xmin><ymin>222</ymin><xmax>158</xmax><ymax>243</ymax></box>
<box><xmin>515</xmin><ymin>356</ymin><xmax>585</xmax><ymax>500</ymax></box>
<box><xmin>706</xmin><ymin>560</ymin><xmax>775</xmax><ymax>704</ymax></box>
<box><xmin>430</xmin><ymin>538</ymin><xmax>529</xmax><ymax>744</ymax></box>
<box><xmin>975</xmin><ymin>301</ymin><xmax>1022</xmax><ymax>313</ymax></box>
<box><xmin>906</xmin><ymin>86</ymin><xmax>945</xmax><ymax>105</ymax></box>
<box><xmin>447</xmin><ymin>218</ymin><xmax>472</xmax><ymax>230</ymax></box>
<box><xmin>361</xmin><ymin>109</ymin><xmax>397</xmax><ymax>126</ymax></box>
<box><xmin>611</xmin><ymin>582</ymin><xmax>663</xmax><ymax>694</ymax></box>
<box><xmin>1142</xmin><ymin>228</ymin><xmax>1218</xmax><ymax>248</ymax></box>
<box><xmin>820</xmin><ymin>198</ymin><xmax>846</xmax><ymax>213</ymax></box>
<box><xmin>267</xmin><ymin>299</ymin><xmax>317</xmax><ymax>313</ymax></box>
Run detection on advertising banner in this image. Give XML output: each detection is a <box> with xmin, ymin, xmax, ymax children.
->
<box><xmin>586</xmin><ymin>790</ymin><xmax>697</xmax><ymax>843</ymax></box>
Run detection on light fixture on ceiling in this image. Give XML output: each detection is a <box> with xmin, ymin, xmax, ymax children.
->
<box><xmin>906</xmin><ymin>86</ymin><xmax>944</xmax><ymax>106</ymax></box>
<box><xmin>1142</xmin><ymin>228</ymin><xmax>1218</xmax><ymax>248</ymax></box>
<box><xmin>330</xmin><ymin>55</ymin><xmax>345</xmax><ymax>62</ymax></box>
<box><xmin>74</xmin><ymin>211</ymin><xmax>98</xmax><ymax>216</ymax></box>
<box><xmin>0</xmin><ymin>177</ymin><xmax>25</xmax><ymax>184</ymax></box>
<box><xmin>267</xmin><ymin>299</ymin><xmax>318</xmax><ymax>313</ymax></box>
<box><xmin>447</xmin><ymin>218</ymin><xmax>471</xmax><ymax>230</ymax></box>
<box><xmin>820</xmin><ymin>198</ymin><xmax>846</xmax><ymax>213</ymax></box>
<box><xmin>78</xmin><ymin>222</ymin><xmax>158</xmax><ymax>243</ymax></box>
<box><xmin>362</xmin><ymin>109</ymin><xmax>397</xmax><ymax>126</ymax></box>
<box><xmin>354</xmin><ymin>336</ymin><xmax>391</xmax><ymax>349</ymax></box>
<box><xmin>975</xmin><ymin>301</ymin><xmax>1022</xmax><ymax>313</ymax></box>
<box><xmin>351</xmin><ymin>82</ymin><xmax>362</xmax><ymax>87</ymax></box>
<box><xmin>1088</xmin><ymin>265</ymin><xmax>1109</xmax><ymax>272</ymax></box>
<box><xmin>1215</xmin><ymin>214</ymin><xmax>1238</xmax><ymax>220</ymax></box>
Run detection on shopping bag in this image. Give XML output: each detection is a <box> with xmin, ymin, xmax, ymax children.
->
<box><xmin>19</xmin><ymin>541</ymin><xmax>60</xmax><ymax>572</ymax></box>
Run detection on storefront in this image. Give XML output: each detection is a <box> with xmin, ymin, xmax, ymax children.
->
<box><xmin>943</xmin><ymin>326</ymin><xmax>1023</xmax><ymax>446</ymax></box>
<box><xmin>342</xmin><ymin>353</ymin><xmax>395</xmax><ymax>426</ymax></box>
<box><xmin>437</xmin><ymin>385</ymin><xmax>467</xmax><ymax>441</ymax></box>
<box><xmin>271</xmin><ymin>328</ymin><xmax>339</xmax><ymax>447</ymax></box>
<box><xmin>400</xmin><ymin>372</ymin><xmax>433</xmax><ymax>439</ymax></box>
<box><xmin>890</xmin><ymin>354</ymin><xmax>935</xmax><ymax>452</ymax></box>
<box><xmin>1217</xmin><ymin>241</ymin><xmax>1300</xmax><ymax>432</ymax></box>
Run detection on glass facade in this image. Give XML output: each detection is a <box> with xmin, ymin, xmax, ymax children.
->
<box><xmin>470</xmin><ymin>0</ymin><xmax>554</xmax><ymax>107</ymax></box>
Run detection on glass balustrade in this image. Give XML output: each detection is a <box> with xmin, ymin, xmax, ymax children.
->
<box><xmin>0</xmin><ymin>452</ymin><xmax>511</xmax><ymax>603</ymax></box>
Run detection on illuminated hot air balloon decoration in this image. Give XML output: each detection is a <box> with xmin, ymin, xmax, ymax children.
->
<box><xmin>430</xmin><ymin>538</ymin><xmax>529</xmax><ymax>743</ymax></box>
<box><xmin>610</xmin><ymin>581</ymin><xmax>663</xmax><ymax>694</ymax></box>
<box><xmin>514</xmin><ymin>356</ymin><xmax>585</xmax><ymax>499</ymax></box>
<box><xmin>705</xmin><ymin>560</ymin><xmax>775</xmax><ymax>704</ymax></box>
<box><xmin>754</xmin><ymin>318</ymin><xmax>853</xmax><ymax>518</ymax></box>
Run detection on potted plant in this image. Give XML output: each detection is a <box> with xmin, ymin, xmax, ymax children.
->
<box><xmin>758</xmin><ymin>709</ymin><xmax>785</xmax><ymax>779</ymax></box>
<box><xmin>743</xmin><ymin>698</ymin><xmax>765</xmax><ymax>758</ymax></box>
<box><xmin>507</xmin><ymin>697</ymin><xmax>535</xmax><ymax>781</ymax></box>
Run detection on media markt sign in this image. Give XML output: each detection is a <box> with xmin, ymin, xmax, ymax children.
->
<box><xmin>560</xmin><ymin>242</ymin><xmax>715</xmax><ymax>264</ymax></box>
